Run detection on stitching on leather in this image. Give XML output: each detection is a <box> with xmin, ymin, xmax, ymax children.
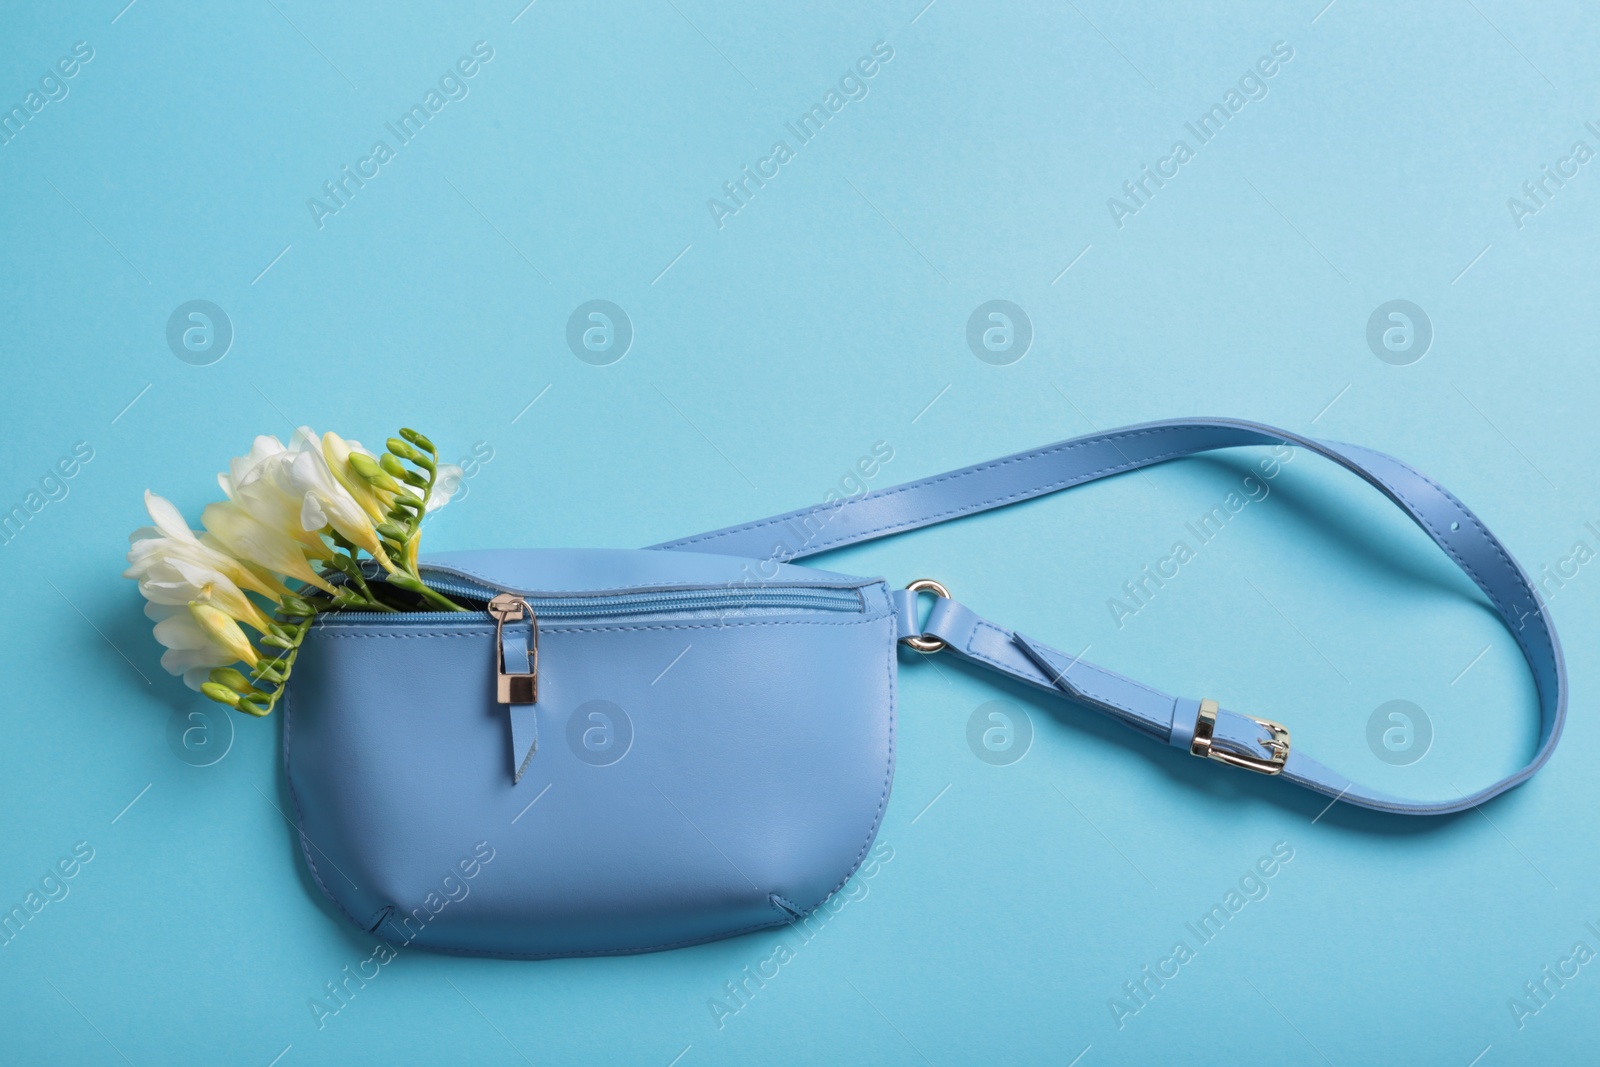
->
<box><xmin>377</xmin><ymin>917</ymin><xmax>791</xmax><ymax>960</ymax></box>
<box><xmin>969</xmin><ymin>620</ymin><xmax>1168</xmax><ymax>716</ymax></box>
<box><xmin>670</xmin><ymin>423</ymin><xmax>1544</xmax><ymax>663</ymax></box>
<box><xmin>794</xmin><ymin>445</ymin><xmax>1205</xmax><ymax>555</ymax></box>
<box><xmin>1378</xmin><ymin>455</ymin><xmax>1553</xmax><ymax>665</ymax></box>
<box><xmin>377</xmin><ymin>612</ymin><xmax>899</xmax><ymax>962</ymax></box>
<box><xmin>768</xmin><ymin>893</ymin><xmax>803</xmax><ymax>920</ymax></box>
<box><xmin>312</xmin><ymin>615</ymin><xmax>886</xmax><ymax>640</ymax></box>
<box><xmin>282</xmin><ymin>585</ymin><xmax>899</xmax><ymax>959</ymax></box>
<box><xmin>427</xmin><ymin>563</ymin><xmax>875</xmax><ymax>596</ymax></box>
<box><xmin>647</xmin><ymin>420</ymin><xmax>1558</xmax><ymax>815</ymax></box>
<box><xmin>658</xmin><ymin>429</ymin><xmax>1179</xmax><ymax>545</ymax></box>
<box><xmin>1324</xmin><ymin>441</ymin><xmax>1555</xmax><ymax>713</ymax></box>
<box><xmin>282</xmin><ymin>686</ymin><xmax>378</xmax><ymax>941</ymax></box>
<box><xmin>660</xmin><ymin>421</ymin><xmax>1293</xmax><ymax>551</ymax></box>
<box><xmin>963</xmin><ymin>624</ymin><xmax>1120</xmax><ymax>710</ymax></box>
<box><xmin>661</xmin><ymin>430</ymin><xmax>1198</xmax><ymax>551</ymax></box>
<box><xmin>286</xmin><ymin>655</ymin><xmax>797</xmax><ymax>958</ymax></box>
<box><xmin>1297</xmin><ymin>439</ymin><xmax>1553</xmax><ymax>676</ymax></box>
<box><xmin>800</xmin><ymin>608</ymin><xmax>897</xmax><ymax>914</ymax></box>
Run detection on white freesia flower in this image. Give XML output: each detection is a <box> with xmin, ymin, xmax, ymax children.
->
<box><xmin>321</xmin><ymin>432</ymin><xmax>392</xmax><ymax>523</ymax></box>
<box><xmin>288</xmin><ymin>444</ymin><xmax>389</xmax><ymax>563</ymax></box>
<box><xmin>124</xmin><ymin>494</ymin><xmax>277</xmax><ymax>636</ymax></box>
<box><xmin>134</xmin><ymin>554</ymin><xmax>275</xmax><ymax>631</ymax></box>
<box><xmin>205</xmin><ymin>432</ymin><xmax>363</xmax><ymax>591</ymax></box>
<box><xmin>430</xmin><ymin>463</ymin><xmax>463</xmax><ymax>512</ymax></box>
<box><xmin>211</xmin><ymin>442</ymin><xmax>333</xmax><ymax>583</ymax></box>
<box><xmin>129</xmin><ymin>423</ymin><xmax>465</xmax><ymax>715</ymax></box>
<box><xmin>189</xmin><ymin>601</ymin><xmax>260</xmax><ymax>667</ymax></box>
<box><xmin>323</xmin><ymin>430</ymin><xmax>462</xmax><ymax>517</ymax></box>
<box><xmin>126</xmin><ymin>492</ymin><xmax>281</xmax><ymax>688</ymax></box>
<box><xmin>202</xmin><ymin>498</ymin><xmax>340</xmax><ymax>595</ymax></box>
<box><xmin>217</xmin><ymin>434</ymin><xmax>286</xmax><ymax>501</ymax></box>
<box><xmin>125</xmin><ymin>492</ymin><xmax>287</xmax><ymax>600</ymax></box>
<box><xmin>144</xmin><ymin>602</ymin><xmax>241</xmax><ymax>691</ymax></box>
<box><xmin>216</xmin><ymin>434</ymin><xmax>335</xmax><ymax>551</ymax></box>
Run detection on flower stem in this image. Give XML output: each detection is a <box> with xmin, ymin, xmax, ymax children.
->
<box><xmin>378</xmin><ymin>431</ymin><xmax>467</xmax><ymax>612</ymax></box>
<box><xmin>412</xmin><ymin>577</ymin><xmax>466</xmax><ymax>612</ymax></box>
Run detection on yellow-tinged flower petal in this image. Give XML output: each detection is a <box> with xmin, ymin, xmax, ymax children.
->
<box><xmin>131</xmin><ymin>487</ymin><xmax>303</xmax><ymax>599</ymax></box>
<box><xmin>232</xmin><ymin>471</ymin><xmax>330</xmax><ymax>555</ymax></box>
<box><xmin>322</xmin><ymin>432</ymin><xmax>391</xmax><ymax>523</ymax></box>
<box><xmin>134</xmin><ymin>555</ymin><xmax>274</xmax><ymax>633</ymax></box>
<box><xmin>152</xmin><ymin>612</ymin><xmax>214</xmax><ymax>651</ymax></box>
<box><xmin>189</xmin><ymin>602</ymin><xmax>259</xmax><ymax>667</ymax></box>
<box><xmin>163</xmin><ymin>648</ymin><xmax>237</xmax><ymax>690</ymax></box>
<box><xmin>196</xmin><ymin>533</ymin><xmax>292</xmax><ymax>597</ymax></box>
<box><xmin>288</xmin><ymin>451</ymin><xmax>391</xmax><ymax>565</ymax></box>
<box><xmin>202</xmin><ymin>501</ymin><xmax>338</xmax><ymax>595</ymax></box>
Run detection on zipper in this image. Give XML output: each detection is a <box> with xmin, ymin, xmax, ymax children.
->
<box><xmin>314</xmin><ymin>571</ymin><xmax>868</xmax><ymax>772</ymax></box>
<box><xmin>320</xmin><ymin>573</ymin><xmax>868</xmax><ymax>624</ymax></box>
<box><xmin>488</xmin><ymin>593</ymin><xmax>538</xmax><ymax>704</ymax></box>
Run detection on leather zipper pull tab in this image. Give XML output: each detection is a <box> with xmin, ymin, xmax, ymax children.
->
<box><xmin>488</xmin><ymin>593</ymin><xmax>538</xmax><ymax>704</ymax></box>
<box><xmin>489</xmin><ymin>593</ymin><xmax>540</xmax><ymax>783</ymax></box>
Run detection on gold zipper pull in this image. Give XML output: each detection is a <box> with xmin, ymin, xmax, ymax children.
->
<box><xmin>488</xmin><ymin>593</ymin><xmax>538</xmax><ymax>704</ymax></box>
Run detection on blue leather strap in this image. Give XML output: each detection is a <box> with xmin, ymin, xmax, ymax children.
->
<box><xmin>654</xmin><ymin>418</ymin><xmax>1566</xmax><ymax>816</ymax></box>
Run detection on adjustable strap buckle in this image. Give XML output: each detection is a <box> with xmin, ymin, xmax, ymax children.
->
<box><xmin>1190</xmin><ymin>699</ymin><xmax>1290</xmax><ymax>775</ymax></box>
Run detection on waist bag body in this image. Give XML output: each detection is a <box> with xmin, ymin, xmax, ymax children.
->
<box><xmin>283</xmin><ymin>418</ymin><xmax>1566</xmax><ymax>958</ymax></box>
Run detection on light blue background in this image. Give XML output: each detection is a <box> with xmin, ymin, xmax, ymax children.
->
<box><xmin>2</xmin><ymin>0</ymin><xmax>1597</xmax><ymax>1063</ymax></box>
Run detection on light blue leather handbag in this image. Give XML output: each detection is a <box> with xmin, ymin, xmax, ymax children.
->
<box><xmin>284</xmin><ymin>419</ymin><xmax>1565</xmax><ymax>958</ymax></box>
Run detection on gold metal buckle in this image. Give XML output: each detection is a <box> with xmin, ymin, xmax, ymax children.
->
<box><xmin>901</xmin><ymin>579</ymin><xmax>951</xmax><ymax>654</ymax></box>
<box><xmin>1190</xmin><ymin>699</ymin><xmax>1290</xmax><ymax>775</ymax></box>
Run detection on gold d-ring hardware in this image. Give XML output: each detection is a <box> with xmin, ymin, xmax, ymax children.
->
<box><xmin>902</xmin><ymin>579</ymin><xmax>951</xmax><ymax>654</ymax></box>
<box><xmin>1190</xmin><ymin>699</ymin><xmax>1290</xmax><ymax>775</ymax></box>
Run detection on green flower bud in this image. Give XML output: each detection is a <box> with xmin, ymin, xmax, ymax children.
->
<box><xmin>236</xmin><ymin>694</ymin><xmax>272</xmax><ymax>717</ymax></box>
<box><xmin>348</xmin><ymin>452</ymin><xmax>402</xmax><ymax>494</ymax></box>
<box><xmin>379</xmin><ymin>453</ymin><xmax>406</xmax><ymax>478</ymax></box>
<box><xmin>386</xmin><ymin>572</ymin><xmax>424</xmax><ymax>593</ymax></box>
<box><xmin>279</xmin><ymin>595</ymin><xmax>316</xmax><ymax>617</ymax></box>
<box><xmin>399</xmin><ymin>428</ymin><xmax>436</xmax><ymax>453</ymax></box>
<box><xmin>322</xmin><ymin>554</ymin><xmax>360</xmax><ymax>580</ymax></box>
<box><xmin>200</xmin><ymin>682</ymin><xmax>242</xmax><ymax>708</ymax></box>
<box><xmin>252</xmin><ymin>662</ymin><xmax>285</xmax><ymax>684</ymax></box>
<box><xmin>209</xmin><ymin>668</ymin><xmax>262</xmax><ymax>696</ymax></box>
<box><xmin>385</xmin><ymin>438</ymin><xmax>422</xmax><ymax>463</ymax></box>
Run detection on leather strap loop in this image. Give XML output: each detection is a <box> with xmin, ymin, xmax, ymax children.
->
<box><xmin>653</xmin><ymin>417</ymin><xmax>1566</xmax><ymax>816</ymax></box>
